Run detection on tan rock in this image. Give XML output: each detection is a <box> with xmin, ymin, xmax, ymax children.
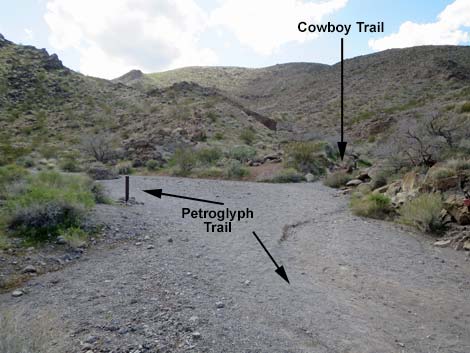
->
<box><xmin>346</xmin><ymin>179</ymin><xmax>363</xmax><ymax>187</ymax></box>
<box><xmin>434</xmin><ymin>239</ymin><xmax>451</xmax><ymax>248</ymax></box>
<box><xmin>402</xmin><ymin>172</ymin><xmax>419</xmax><ymax>193</ymax></box>
<box><xmin>444</xmin><ymin>195</ymin><xmax>470</xmax><ymax>225</ymax></box>
<box><xmin>464</xmin><ymin>241</ymin><xmax>470</xmax><ymax>251</ymax></box>
<box><xmin>385</xmin><ymin>181</ymin><xmax>402</xmax><ymax>197</ymax></box>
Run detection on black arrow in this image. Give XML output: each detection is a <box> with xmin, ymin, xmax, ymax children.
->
<box><xmin>337</xmin><ymin>37</ymin><xmax>347</xmax><ymax>160</ymax></box>
<box><xmin>143</xmin><ymin>189</ymin><xmax>224</xmax><ymax>205</ymax></box>
<box><xmin>252</xmin><ymin>231</ymin><xmax>289</xmax><ymax>284</ymax></box>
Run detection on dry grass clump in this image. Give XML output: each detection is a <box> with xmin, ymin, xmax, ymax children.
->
<box><xmin>324</xmin><ymin>171</ymin><xmax>351</xmax><ymax>188</ymax></box>
<box><xmin>350</xmin><ymin>193</ymin><xmax>392</xmax><ymax>219</ymax></box>
<box><xmin>398</xmin><ymin>193</ymin><xmax>445</xmax><ymax>234</ymax></box>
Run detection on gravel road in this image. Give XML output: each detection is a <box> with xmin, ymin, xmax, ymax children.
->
<box><xmin>1</xmin><ymin>176</ymin><xmax>470</xmax><ymax>353</ymax></box>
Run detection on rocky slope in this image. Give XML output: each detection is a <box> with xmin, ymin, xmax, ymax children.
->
<box><xmin>118</xmin><ymin>46</ymin><xmax>470</xmax><ymax>148</ymax></box>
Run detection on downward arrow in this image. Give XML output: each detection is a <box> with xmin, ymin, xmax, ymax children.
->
<box><xmin>252</xmin><ymin>231</ymin><xmax>290</xmax><ymax>284</ymax></box>
<box><xmin>337</xmin><ymin>37</ymin><xmax>348</xmax><ymax>160</ymax></box>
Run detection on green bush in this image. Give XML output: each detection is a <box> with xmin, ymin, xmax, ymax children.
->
<box><xmin>224</xmin><ymin>160</ymin><xmax>249</xmax><ymax>179</ymax></box>
<box><xmin>170</xmin><ymin>148</ymin><xmax>196</xmax><ymax>176</ymax></box>
<box><xmin>146</xmin><ymin>159</ymin><xmax>159</xmax><ymax>171</ymax></box>
<box><xmin>59</xmin><ymin>158</ymin><xmax>81</xmax><ymax>172</ymax></box>
<box><xmin>214</xmin><ymin>132</ymin><xmax>224</xmax><ymax>140</ymax></box>
<box><xmin>428</xmin><ymin>167</ymin><xmax>455</xmax><ymax>180</ymax></box>
<box><xmin>0</xmin><ymin>165</ymin><xmax>28</xmax><ymax>197</ymax></box>
<box><xmin>229</xmin><ymin>145</ymin><xmax>256</xmax><ymax>163</ymax></box>
<box><xmin>460</xmin><ymin>102</ymin><xmax>470</xmax><ymax>113</ymax></box>
<box><xmin>399</xmin><ymin>193</ymin><xmax>445</xmax><ymax>234</ymax></box>
<box><xmin>324</xmin><ymin>171</ymin><xmax>352</xmax><ymax>188</ymax></box>
<box><xmin>2</xmin><ymin>172</ymin><xmax>95</xmax><ymax>240</ymax></box>
<box><xmin>58</xmin><ymin>227</ymin><xmax>88</xmax><ymax>248</ymax></box>
<box><xmin>266</xmin><ymin>168</ymin><xmax>304</xmax><ymax>183</ymax></box>
<box><xmin>239</xmin><ymin>128</ymin><xmax>256</xmax><ymax>145</ymax></box>
<box><xmin>284</xmin><ymin>141</ymin><xmax>327</xmax><ymax>175</ymax></box>
<box><xmin>350</xmin><ymin>193</ymin><xmax>391</xmax><ymax>219</ymax></box>
<box><xmin>196</xmin><ymin>147</ymin><xmax>222</xmax><ymax>165</ymax></box>
<box><xmin>195</xmin><ymin>167</ymin><xmax>223</xmax><ymax>178</ymax></box>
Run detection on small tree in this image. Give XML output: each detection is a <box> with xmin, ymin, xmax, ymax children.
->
<box><xmin>81</xmin><ymin>135</ymin><xmax>113</xmax><ymax>163</ymax></box>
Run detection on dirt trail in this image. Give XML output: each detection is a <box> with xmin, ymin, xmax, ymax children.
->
<box><xmin>1</xmin><ymin>176</ymin><xmax>470</xmax><ymax>353</ymax></box>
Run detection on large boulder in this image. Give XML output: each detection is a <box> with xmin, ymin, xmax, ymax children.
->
<box><xmin>346</xmin><ymin>179</ymin><xmax>362</xmax><ymax>187</ymax></box>
<box><xmin>444</xmin><ymin>195</ymin><xmax>470</xmax><ymax>225</ymax></box>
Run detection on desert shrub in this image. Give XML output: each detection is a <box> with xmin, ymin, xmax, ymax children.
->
<box><xmin>195</xmin><ymin>167</ymin><xmax>224</xmax><ymax>178</ymax></box>
<box><xmin>229</xmin><ymin>145</ymin><xmax>256</xmax><ymax>163</ymax></box>
<box><xmin>224</xmin><ymin>160</ymin><xmax>249</xmax><ymax>179</ymax></box>
<box><xmin>284</xmin><ymin>141</ymin><xmax>327</xmax><ymax>175</ymax></box>
<box><xmin>58</xmin><ymin>227</ymin><xmax>88</xmax><ymax>248</ymax></box>
<box><xmin>116</xmin><ymin>162</ymin><xmax>133</xmax><ymax>175</ymax></box>
<box><xmin>239</xmin><ymin>128</ymin><xmax>256</xmax><ymax>145</ymax></box>
<box><xmin>89</xmin><ymin>182</ymin><xmax>111</xmax><ymax>204</ymax></box>
<box><xmin>146</xmin><ymin>159</ymin><xmax>159</xmax><ymax>171</ymax></box>
<box><xmin>324</xmin><ymin>171</ymin><xmax>352</xmax><ymax>188</ymax></box>
<box><xmin>3</xmin><ymin>172</ymin><xmax>95</xmax><ymax>240</ymax></box>
<box><xmin>196</xmin><ymin>147</ymin><xmax>222</xmax><ymax>165</ymax></box>
<box><xmin>207</xmin><ymin>111</ymin><xmax>219</xmax><ymax>122</ymax></box>
<box><xmin>0</xmin><ymin>234</ymin><xmax>10</xmax><ymax>250</ymax></box>
<box><xmin>170</xmin><ymin>148</ymin><xmax>196</xmax><ymax>176</ymax></box>
<box><xmin>214</xmin><ymin>132</ymin><xmax>224</xmax><ymax>140</ymax></box>
<box><xmin>81</xmin><ymin>134</ymin><xmax>114</xmax><ymax>163</ymax></box>
<box><xmin>266</xmin><ymin>168</ymin><xmax>304</xmax><ymax>183</ymax></box>
<box><xmin>86</xmin><ymin>163</ymin><xmax>118</xmax><ymax>180</ymax></box>
<box><xmin>17</xmin><ymin>156</ymin><xmax>35</xmax><ymax>168</ymax></box>
<box><xmin>399</xmin><ymin>193</ymin><xmax>445</xmax><ymax>234</ymax></box>
<box><xmin>350</xmin><ymin>193</ymin><xmax>391</xmax><ymax>219</ymax></box>
<box><xmin>460</xmin><ymin>102</ymin><xmax>470</xmax><ymax>113</ymax></box>
<box><xmin>59</xmin><ymin>157</ymin><xmax>81</xmax><ymax>172</ymax></box>
<box><xmin>0</xmin><ymin>165</ymin><xmax>28</xmax><ymax>200</ymax></box>
<box><xmin>428</xmin><ymin>167</ymin><xmax>455</xmax><ymax>180</ymax></box>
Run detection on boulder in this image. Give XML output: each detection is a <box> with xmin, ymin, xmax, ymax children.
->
<box><xmin>464</xmin><ymin>240</ymin><xmax>470</xmax><ymax>251</ymax></box>
<box><xmin>305</xmin><ymin>173</ymin><xmax>315</xmax><ymax>182</ymax></box>
<box><xmin>385</xmin><ymin>181</ymin><xmax>402</xmax><ymax>197</ymax></box>
<box><xmin>357</xmin><ymin>171</ymin><xmax>370</xmax><ymax>181</ymax></box>
<box><xmin>434</xmin><ymin>176</ymin><xmax>459</xmax><ymax>192</ymax></box>
<box><xmin>346</xmin><ymin>179</ymin><xmax>362</xmax><ymax>187</ymax></box>
<box><xmin>434</xmin><ymin>239</ymin><xmax>451</xmax><ymax>248</ymax></box>
<box><xmin>391</xmin><ymin>191</ymin><xmax>417</xmax><ymax>208</ymax></box>
<box><xmin>444</xmin><ymin>195</ymin><xmax>470</xmax><ymax>225</ymax></box>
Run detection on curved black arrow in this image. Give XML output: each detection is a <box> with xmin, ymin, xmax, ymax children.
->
<box><xmin>337</xmin><ymin>37</ymin><xmax>348</xmax><ymax>160</ymax></box>
<box><xmin>143</xmin><ymin>189</ymin><xmax>224</xmax><ymax>205</ymax></box>
<box><xmin>252</xmin><ymin>231</ymin><xmax>289</xmax><ymax>284</ymax></box>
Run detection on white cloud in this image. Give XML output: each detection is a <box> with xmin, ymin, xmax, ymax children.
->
<box><xmin>369</xmin><ymin>0</ymin><xmax>470</xmax><ymax>51</ymax></box>
<box><xmin>210</xmin><ymin>0</ymin><xmax>348</xmax><ymax>55</ymax></box>
<box><xmin>44</xmin><ymin>0</ymin><xmax>218</xmax><ymax>79</ymax></box>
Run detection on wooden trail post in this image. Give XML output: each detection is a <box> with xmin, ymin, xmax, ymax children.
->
<box><xmin>125</xmin><ymin>175</ymin><xmax>129</xmax><ymax>203</ymax></box>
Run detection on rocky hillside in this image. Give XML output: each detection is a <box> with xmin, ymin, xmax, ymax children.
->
<box><xmin>0</xmin><ymin>34</ymin><xmax>278</xmax><ymax>168</ymax></box>
<box><xmin>118</xmin><ymin>46</ymin><xmax>470</xmax><ymax>149</ymax></box>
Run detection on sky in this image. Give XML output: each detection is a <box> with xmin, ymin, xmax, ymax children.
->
<box><xmin>1</xmin><ymin>0</ymin><xmax>469</xmax><ymax>79</ymax></box>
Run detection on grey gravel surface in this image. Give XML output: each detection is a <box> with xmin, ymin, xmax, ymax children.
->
<box><xmin>1</xmin><ymin>176</ymin><xmax>470</xmax><ymax>353</ymax></box>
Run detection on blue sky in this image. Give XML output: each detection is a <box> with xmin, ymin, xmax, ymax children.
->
<box><xmin>1</xmin><ymin>0</ymin><xmax>468</xmax><ymax>78</ymax></box>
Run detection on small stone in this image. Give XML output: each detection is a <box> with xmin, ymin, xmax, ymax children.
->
<box><xmin>346</xmin><ymin>179</ymin><xmax>363</xmax><ymax>187</ymax></box>
<box><xmin>189</xmin><ymin>316</ymin><xmax>199</xmax><ymax>323</ymax></box>
<box><xmin>191</xmin><ymin>332</ymin><xmax>201</xmax><ymax>339</ymax></box>
<box><xmin>215</xmin><ymin>301</ymin><xmax>225</xmax><ymax>309</ymax></box>
<box><xmin>146</xmin><ymin>245</ymin><xmax>155</xmax><ymax>249</ymax></box>
<box><xmin>11</xmin><ymin>290</ymin><xmax>23</xmax><ymax>297</ymax></box>
<box><xmin>135</xmin><ymin>242</ymin><xmax>142</xmax><ymax>246</ymax></box>
<box><xmin>244</xmin><ymin>280</ymin><xmax>251</xmax><ymax>286</ymax></box>
<box><xmin>82</xmin><ymin>343</ymin><xmax>93</xmax><ymax>350</ymax></box>
<box><xmin>167</xmin><ymin>238</ymin><xmax>173</xmax><ymax>243</ymax></box>
<box><xmin>56</xmin><ymin>236</ymin><xmax>67</xmax><ymax>245</ymax></box>
<box><xmin>464</xmin><ymin>241</ymin><xmax>470</xmax><ymax>251</ymax></box>
<box><xmin>118</xmin><ymin>327</ymin><xmax>129</xmax><ymax>335</ymax></box>
<box><xmin>84</xmin><ymin>335</ymin><xmax>98</xmax><ymax>344</ymax></box>
<box><xmin>433</xmin><ymin>239</ymin><xmax>451</xmax><ymax>248</ymax></box>
<box><xmin>22</xmin><ymin>265</ymin><xmax>37</xmax><ymax>274</ymax></box>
